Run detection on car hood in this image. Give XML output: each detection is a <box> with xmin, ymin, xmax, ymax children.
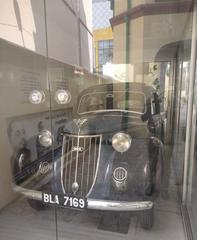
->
<box><xmin>63</xmin><ymin>114</ymin><xmax>149</xmax><ymax>137</ymax></box>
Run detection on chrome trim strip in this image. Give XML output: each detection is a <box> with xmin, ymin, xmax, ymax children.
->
<box><xmin>64</xmin><ymin>135</ymin><xmax>70</xmax><ymax>192</ymax></box>
<box><xmin>14</xmin><ymin>186</ymin><xmax>42</xmax><ymax>200</ymax></box>
<box><xmin>86</xmin><ymin>137</ymin><xmax>92</xmax><ymax>193</ymax></box>
<box><xmin>74</xmin><ymin>132</ymin><xmax>80</xmax><ymax>184</ymax></box>
<box><xmin>80</xmin><ymin>138</ymin><xmax>86</xmax><ymax>195</ymax></box>
<box><xmin>93</xmin><ymin>139</ymin><xmax>97</xmax><ymax>176</ymax></box>
<box><xmin>68</xmin><ymin>137</ymin><xmax>74</xmax><ymax>193</ymax></box>
<box><xmin>14</xmin><ymin>187</ymin><xmax>153</xmax><ymax>211</ymax></box>
<box><xmin>61</xmin><ymin>135</ymin><xmax>66</xmax><ymax>194</ymax></box>
<box><xmin>78</xmin><ymin>109</ymin><xmax>144</xmax><ymax>116</ymax></box>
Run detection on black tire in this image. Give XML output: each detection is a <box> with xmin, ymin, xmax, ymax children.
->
<box><xmin>27</xmin><ymin>183</ymin><xmax>51</xmax><ymax>210</ymax></box>
<box><xmin>140</xmin><ymin>207</ymin><xmax>154</xmax><ymax>230</ymax></box>
<box><xmin>27</xmin><ymin>198</ymin><xmax>47</xmax><ymax>211</ymax></box>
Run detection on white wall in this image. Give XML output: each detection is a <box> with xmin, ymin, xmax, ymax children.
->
<box><xmin>0</xmin><ymin>0</ymin><xmax>47</xmax><ymax>56</ymax></box>
<box><xmin>0</xmin><ymin>0</ymin><xmax>93</xmax><ymax>70</ymax></box>
<box><xmin>46</xmin><ymin>0</ymin><xmax>79</xmax><ymax>65</ymax></box>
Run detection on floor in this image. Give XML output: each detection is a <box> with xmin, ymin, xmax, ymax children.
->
<box><xmin>0</xmin><ymin>175</ymin><xmax>186</xmax><ymax>240</ymax></box>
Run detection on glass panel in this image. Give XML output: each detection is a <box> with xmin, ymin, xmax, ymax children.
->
<box><xmin>98</xmin><ymin>41</ymin><xmax>104</xmax><ymax>48</ymax></box>
<box><xmin>46</xmin><ymin>1</ymin><xmax>193</xmax><ymax>239</ymax></box>
<box><xmin>173</xmin><ymin>42</ymin><xmax>191</xmax><ymax>196</ymax></box>
<box><xmin>0</xmin><ymin>12</ymin><xmax>57</xmax><ymax>240</ymax></box>
<box><xmin>186</xmin><ymin>47</ymin><xmax>197</xmax><ymax>237</ymax></box>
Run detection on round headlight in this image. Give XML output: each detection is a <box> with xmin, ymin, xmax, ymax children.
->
<box><xmin>38</xmin><ymin>130</ymin><xmax>53</xmax><ymax>147</ymax></box>
<box><xmin>112</xmin><ymin>132</ymin><xmax>131</xmax><ymax>153</ymax></box>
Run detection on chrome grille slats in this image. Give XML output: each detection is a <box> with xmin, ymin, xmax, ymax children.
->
<box><xmin>68</xmin><ymin>137</ymin><xmax>74</xmax><ymax>193</ymax></box>
<box><xmin>61</xmin><ymin>135</ymin><xmax>67</xmax><ymax>194</ymax></box>
<box><xmin>80</xmin><ymin>138</ymin><xmax>86</xmax><ymax>195</ymax></box>
<box><xmin>64</xmin><ymin>135</ymin><xmax>70</xmax><ymax>189</ymax></box>
<box><xmin>61</xmin><ymin>133</ymin><xmax>102</xmax><ymax>197</ymax></box>
<box><xmin>86</xmin><ymin>137</ymin><xmax>92</xmax><ymax>193</ymax></box>
<box><xmin>93</xmin><ymin>141</ymin><xmax>97</xmax><ymax>176</ymax></box>
<box><xmin>74</xmin><ymin>135</ymin><xmax>80</xmax><ymax>183</ymax></box>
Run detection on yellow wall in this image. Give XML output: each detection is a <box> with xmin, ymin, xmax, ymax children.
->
<box><xmin>113</xmin><ymin>23</ymin><xmax>126</xmax><ymax>64</ymax></box>
<box><xmin>93</xmin><ymin>27</ymin><xmax>113</xmax><ymax>71</ymax></box>
<box><xmin>114</xmin><ymin>0</ymin><xmax>127</xmax><ymax>15</ymax></box>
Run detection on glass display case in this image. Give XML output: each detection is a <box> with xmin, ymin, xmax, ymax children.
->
<box><xmin>0</xmin><ymin>1</ymin><xmax>196</xmax><ymax>240</ymax></box>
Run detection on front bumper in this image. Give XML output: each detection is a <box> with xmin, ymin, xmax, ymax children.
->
<box><xmin>87</xmin><ymin>198</ymin><xmax>153</xmax><ymax>211</ymax></box>
<box><xmin>14</xmin><ymin>186</ymin><xmax>153</xmax><ymax>211</ymax></box>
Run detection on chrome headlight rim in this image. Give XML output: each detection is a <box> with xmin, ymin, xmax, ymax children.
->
<box><xmin>38</xmin><ymin>130</ymin><xmax>53</xmax><ymax>147</ymax></box>
<box><xmin>112</xmin><ymin>132</ymin><xmax>132</xmax><ymax>153</ymax></box>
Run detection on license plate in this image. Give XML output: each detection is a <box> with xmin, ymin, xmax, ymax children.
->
<box><xmin>42</xmin><ymin>192</ymin><xmax>87</xmax><ymax>209</ymax></box>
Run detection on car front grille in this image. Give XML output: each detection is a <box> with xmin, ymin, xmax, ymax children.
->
<box><xmin>61</xmin><ymin>133</ymin><xmax>102</xmax><ymax>197</ymax></box>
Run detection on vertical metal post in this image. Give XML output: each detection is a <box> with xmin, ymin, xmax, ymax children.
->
<box><xmin>77</xmin><ymin>0</ymin><xmax>82</xmax><ymax>66</ymax></box>
<box><xmin>125</xmin><ymin>0</ymin><xmax>131</xmax><ymax>65</ymax></box>
<box><xmin>182</xmin><ymin>2</ymin><xmax>197</xmax><ymax>204</ymax></box>
<box><xmin>123</xmin><ymin>0</ymin><xmax>132</xmax><ymax>128</ymax></box>
<box><xmin>187</xmin><ymin>108</ymin><xmax>197</xmax><ymax>203</ymax></box>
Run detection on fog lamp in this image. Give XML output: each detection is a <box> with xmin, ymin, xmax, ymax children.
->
<box><xmin>38</xmin><ymin>130</ymin><xmax>52</xmax><ymax>147</ymax></box>
<box><xmin>112</xmin><ymin>132</ymin><xmax>131</xmax><ymax>153</ymax></box>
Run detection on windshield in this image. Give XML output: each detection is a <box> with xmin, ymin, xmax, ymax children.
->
<box><xmin>77</xmin><ymin>91</ymin><xmax>146</xmax><ymax>115</ymax></box>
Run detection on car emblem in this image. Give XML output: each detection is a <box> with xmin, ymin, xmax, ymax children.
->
<box><xmin>38</xmin><ymin>161</ymin><xmax>52</xmax><ymax>175</ymax></box>
<box><xmin>72</xmin><ymin>182</ymin><xmax>79</xmax><ymax>194</ymax></box>
<box><xmin>73</xmin><ymin>118</ymin><xmax>87</xmax><ymax>128</ymax></box>
<box><xmin>71</xmin><ymin>146</ymin><xmax>84</xmax><ymax>152</ymax></box>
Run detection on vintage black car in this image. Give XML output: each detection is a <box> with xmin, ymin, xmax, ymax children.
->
<box><xmin>13</xmin><ymin>82</ymin><xmax>164</xmax><ymax>230</ymax></box>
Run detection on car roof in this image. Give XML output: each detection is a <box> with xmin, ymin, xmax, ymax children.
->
<box><xmin>78</xmin><ymin>82</ymin><xmax>154</xmax><ymax>99</ymax></box>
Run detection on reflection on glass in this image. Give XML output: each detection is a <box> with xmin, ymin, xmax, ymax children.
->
<box><xmin>29</xmin><ymin>90</ymin><xmax>46</xmax><ymax>104</ymax></box>
<box><xmin>54</xmin><ymin>89</ymin><xmax>71</xmax><ymax>104</ymax></box>
<box><xmin>78</xmin><ymin>88</ymin><xmax>146</xmax><ymax>114</ymax></box>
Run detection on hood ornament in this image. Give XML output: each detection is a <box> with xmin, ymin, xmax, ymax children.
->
<box><xmin>71</xmin><ymin>146</ymin><xmax>84</xmax><ymax>152</ymax></box>
<box><xmin>72</xmin><ymin>182</ymin><xmax>79</xmax><ymax>194</ymax></box>
<box><xmin>73</xmin><ymin>118</ymin><xmax>87</xmax><ymax>128</ymax></box>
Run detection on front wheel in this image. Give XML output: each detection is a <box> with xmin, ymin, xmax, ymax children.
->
<box><xmin>27</xmin><ymin>198</ymin><xmax>47</xmax><ymax>211</ymax></box>
<box><xmin>139</xmin><ymin>207</ymin><xmax>154</xmax><ymax>230</ymax></box>
<box><xmin>27</xmin><ymin>183</ymin><xmax>51</xmax><ymax>210</ymax></box>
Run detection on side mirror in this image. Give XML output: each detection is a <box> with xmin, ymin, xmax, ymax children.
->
<box><xmin>152</xmin><ymin>92</ymin><xmax>162</xmax><ymax>114</ymax></box>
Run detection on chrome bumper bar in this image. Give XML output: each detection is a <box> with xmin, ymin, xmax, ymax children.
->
<box><xmin>87</xmin><ymin>198</ymin><xmax>153</xmax><ymax>211</ymax></box>
<box><xmin>14</xmin><ymin>186</ymin><xmax>153</xmax><ymax>211</ymax></box>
